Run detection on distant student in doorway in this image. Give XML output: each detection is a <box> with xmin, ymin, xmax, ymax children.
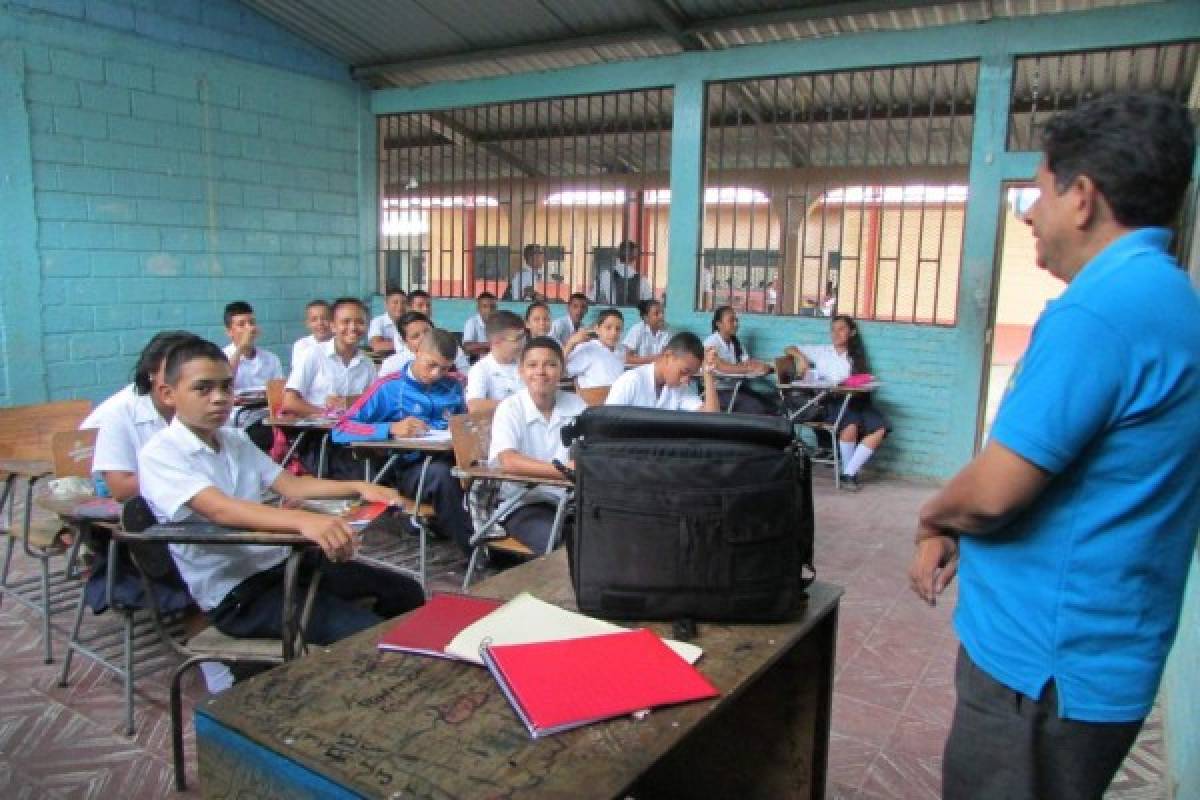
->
<box><xmin>524</xmin><ymin>301</ymin><xmax>553</xmax><ymax>340</ymax></box>
<box><xmin>551</xmin><ymin>292</ymin><xmax>589</xmax><ymax>346</ymax></box>
<box><xmin>462</xmin><ymin>291</ymin><xmax>498</xmax><ymax>357</ymax></box>
<box><xmin>592</xmin><ymin>240</ymin><xmax>654</xmax><ymax>305</ymax></box>
<box><xmin>378</xmin><ymin>311</ymin><xmax>431</xmax><ymax>378</ymax></box>
<box><xmin>623</xmin><ymin>298</ymin><xmax>670</xmax><ymax>366</ymax></box>
<box><xmin>564</xmin><ymin>308</ymin><xmax>626</xmax><ymax>389</ymax></box>
<box><xmin>291</xmin><ymin>300</ymin><xmax>332</xmax><ymax>369</ymax></box>
<box><xmin>606</xmin><ymin>332</ymin><xmax>719</xmax><ymax>412</ymax></box>
<box><xmin>703</xmin><ymin>305</ymin><xmax>776</xmax><ymax>415</ymax></box>
<box><xmin>465</xmin><ymin>311</ymin><xmax>526</xmax><ymax>414</ymax></box>
<box><xmin>503</xmin><ymin>244</ymin><xmax>547</xmax><ymax>302</ymax></box>
<box><xmin>222</xmin><ymin>301</ymin><xmax>282</xmax><ymax>450</ymax></box>
<box><xmin>138</xmin><ymin>337</ymin><xmax>424</xmax><ymax>648</ymax></box>
<box><xmin>488</xmin><ymin>337</ymin><xmax>587</xmax><ymax>553</ymax></box>
<box><xmin>368</xmin><ymin>287</ymin><xmax>406</xmax><ymax>354</ymax></box>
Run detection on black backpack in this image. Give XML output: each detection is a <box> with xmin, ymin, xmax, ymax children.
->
<box><xmin>562</xmin><ymin>407</ymin><xmax>814</xmax><ymax>623</ymax></box>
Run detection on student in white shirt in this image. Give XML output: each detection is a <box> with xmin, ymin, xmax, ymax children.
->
<box><xmin>606</xmin><ymin>332</ymin><xmax>719</xmax><ymax>412</ymax></box>
<box><xmin>524</xmin><ymin>301</ymin><xmax>552</xmax><ymax>340</ymax></box>
<box><xmin>403</xmin><ymin>290</ymin><xmax>471</xmax><ymax>372</ymax></box>
<box><xmin>488</xmin><ymin>337</ymin><xmax>588</xmax><ymax>553</ymax></box>
<box><xmin>550</xmin><ymin>292</ymin><xmax>589</xmax><ymax>345</ymax></box>
<box><xmin>291</xmin><ymin>300</ymin><xmax>332</xmax><ymax>370</ymax></box>
<box><xmin>465</xmin><ymin>311</ymin><xmax>525</xmax><ymax>413</ymax></box>
<box><xmin>222</xmin><ymin>301</ymin><xmax>282</xmax><ymax>450</ymax></box>
<box><xmin>564</xmin><ymin>308</ymin><xmax>626</xmax><ymax>389</ymax></box>
<box><xmin>138</xmin><ymin>337</ymin><xmax>424</xmax><ymax>647</ymax></box>
<box><xmin>283</xmin><ymin>297</ymin><xmax>377</xmax><ymax>416</ymax></box>
<box><xmin>368</xmin><ymin>287</ymin><xmax>406</xmax><ymax>354</ymax></box>
<box><xmin>785</xmin><ymin>314</ymin><xmax>889</xmax><ymax>491</ymax></box>
<box><xmin>502</xmin><ymin>244</ymin><xmax>546</xmax><ymax>302</ymax></box>
<box><xmin>623</xmin><ymin>299</ymin><xmax>670</xmax><ymax>366</ymax></box>
<box><xmin>378</xmin><ymin>311</ymin><xmax>430</xmax><ymax>378</ymax></box>
<box><xmin>592</xmin><ymin>240</ymin><xmax>654</xmax><ymax>305</ymax></box>
<box><xmin>703</xmin><ymin>305</ymin><xmax>776</xmax><ymax>415</ymax></box>
<box><xmin>462</xmin><ymin>291</ymin><xmax>498</xmax><ymax>357</ymax></box>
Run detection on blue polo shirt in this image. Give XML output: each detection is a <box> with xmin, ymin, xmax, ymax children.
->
<box><xmin>957</xmin><ymin>227</ymin><xmax>1200</xmax><ymax>722</ymax></box>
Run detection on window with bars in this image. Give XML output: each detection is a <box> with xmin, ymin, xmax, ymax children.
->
<box><xmin>378</xmin><ymin>88</ymin><xmax>673</xmax><ymax>305</ymax></box>
<box><xmin>700</xmin><ymin>61</ymin><xmax>977</xmax><ymax>325</ymax></box>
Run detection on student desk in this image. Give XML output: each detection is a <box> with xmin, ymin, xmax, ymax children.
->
<box><xmin>194</xmin><ymin>550</ymin><xmax>841</xmax><ymax>799</ymax></box>
<box><xmin>778</xmin><ymin>381</ymin><xmax>881</xmax><ymax>488</ymax></box>
<box><xmin>712</xmin><ymin>368</ymin><xmax>772</xmax><ymax>412</ymax></box>
<box><xmin>265</xmin><ymin>416</ymin><xmax>336</xmax><ymax>477</ymax></box>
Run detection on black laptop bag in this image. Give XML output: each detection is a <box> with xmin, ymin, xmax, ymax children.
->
<box><xmin>562</xmin><ymin>407</ymin><xmax>814</xmax><ymax>622</ymax></box>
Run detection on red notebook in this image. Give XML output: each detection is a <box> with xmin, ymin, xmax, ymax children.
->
<box><xmin>347</xmin><ymin>501</ymin><xmax>391</xmax><ymax>531</ymax></box>
<box><xmin>377</xmin><ymin>593</ymin><xmax>504</xmax><ymax>659</ymax></box>
<box><xmin>482</xmin><ymin>628</ymin><xmax>719</xmax><ymax>738</ymax></box>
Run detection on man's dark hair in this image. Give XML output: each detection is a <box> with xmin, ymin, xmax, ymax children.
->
<box><xmin>397</xmin><ymin>311</ymin><xmax>430</xmax><ymax>340</ymax></box>
<box><xmin>331</xmin><ymin>296</ymin><xmax>367</xmax><ymax>317</ymax></box>
<box><xmin>305</xmin><ymin>299</ymin><xmax>330</xmax><ymax>312</ymax></box>
<box><xmin>521</xmin><ymin>335</ymin><xmax>563</xmax><ymax>363</ymax></box>
<box><xmin>637</xmin><ymin>298</ymin><xmax>661</xmax><ymax>319</ymax></box>
<box><xmin>419</xmin><ymin>328</ymin><xmax>458</xmax><ymax>361</ymax></box>
<box><xmin>1041</xmin><ymin>93</ymin><xmax>1195</xmax><ymax>228</ymax></box>
<box><xmin>384</xmin><ymin>286</ymin><xmax>407</xmax><ymax>299</ymax></box>
<box><xmin>477</xmin><ymin>291</ymin><xmax>497</xmax><ymax>302</ymax></box>
<box><xmin>133</xmin><ymin>331</ymin><xmax>201</xmax><ymax>394</ymax></box>
<box><xmin>522</xmin><ymin>243</ymin><xmax>544</xmax><ymax>262</ymax></box>
<box><xmin>408</xmin><ymin>289</ymin><xmax>430</xmax><ymax>301</ymax></box>
<box><xmin>223</xmin><ymin>301</ymin><xmax>253</xmax><ymax>328</ymax></box>
<box><xmin>617</xmin><ymin>240</ymin><xmax>640</xmax><ymax>262</ymax></box>
<box><xmin>568</xmin><ymin>292</ymin><xmax>589</xmax><ymax>304</ymax></box>
<box><xmin>596</xmin><ymin>308</ymin><xmax>624</xmax><ymax>327</ymax></box>
<box><xmin>663</xmin><ymin>331</ymin><xmax>704</xmax><ymax>361</ymax></box>
<box><xmin>486</xmin><ymin>310</ymin><xmax>525</xmax><ymax>338</ymax></box>
<box><xmin>163</xmin><ymin>337</ymin><xmax>228</xmax><ymax>386</ymax></box>
<box><xmin>525</xmin><ymin>301</ymin><xmax>550</xmax><ymax>321</ymax></box>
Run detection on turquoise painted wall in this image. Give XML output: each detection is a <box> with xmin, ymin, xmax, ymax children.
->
<box><xmin>1164</xmin><ymin>550</ymin><xmax>1199</xmax><ymax>800</ymax></box>
<box><xmin>0</xmin><ymin>0</ymin><xmax>365</xmax><ymax>406</ymax></box>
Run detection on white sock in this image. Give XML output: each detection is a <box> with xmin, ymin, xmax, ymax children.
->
<box><xmin>838</xmin><ymin>441</ymin><xmax>856</xmax><ymax>471</ymax></box>
<box><xmin>200</xmin><ymin>661</ymin><xmax>235</xmax><ymax>693</ymax></box>
<box><xmin>844</xmin><ymin>444</ymin><xmax>875</xmax><ymax>477</ymax></box>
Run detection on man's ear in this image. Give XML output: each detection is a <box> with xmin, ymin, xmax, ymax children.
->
<box><xmin>1071</xmin><ymin>173</ymin><xmax>1104</xmax><ymax>230</ymax></box>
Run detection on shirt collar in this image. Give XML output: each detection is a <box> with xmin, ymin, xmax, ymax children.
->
<box><xmin>518</xmin><ymin>389</ymin><xmax>568</xmax><ymax>426</ymax></box>
<box><xmin>319</xmin><ymin>338</ymin><xmax>364</xmax><ymax>367</ymax></box>
<box><xmin>132</xmin><ymin>391</ymin><xmax>164</xmax><ymax>425</ymax></box>
<box><xmin>1060</xmin><ymin>227</ymin><xmax>1173</xmax><ymax>303</ymax></box>
<box><xmin>168</xmin><ymin>416</ymin><xmax>221</xmax><ymax>456</ymax></box>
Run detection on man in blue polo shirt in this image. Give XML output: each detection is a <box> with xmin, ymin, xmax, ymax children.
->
<box><xmin>334</xmin><ymin>327</ymin><xmax>473</xmax><ymax>550</ymax></box>
<box><xmin>909</xmin><ymin>93</ymin><xmax>1200</xmax><ymax>800</ymax></box>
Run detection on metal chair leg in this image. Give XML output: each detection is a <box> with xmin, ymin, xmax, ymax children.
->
<box><xmin>124</xmin><ymin>611</ymin><xmax>135</xmax><ymax>736</ymax></box>
<box><xmin>57</xmin><ymin>580</ymin><xmax>88</xmax><ymax>686</ymax></box>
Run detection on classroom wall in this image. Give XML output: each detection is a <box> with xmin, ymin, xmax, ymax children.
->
<box><xmin>1164</xmin><ymin>549</ymin><xmax>1200</xmax><ymax>800</ymax></box>
<box><xmin>0</xmin><ymin>0</ymin><xmax>366</xmax><ymax>405</ymax></box>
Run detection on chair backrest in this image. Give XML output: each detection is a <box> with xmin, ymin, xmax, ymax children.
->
<box><xmin>0</xmin><ymin>399</ymin><xmax>93</xmax><ymax>461</ymax></box>
<box><xmin>577</xmin><ymin>386</ymin><xmax>610</xmax><ymax>407</ymax></box>
<box><xmin>51</xmin><ymin>428</ymin><xmax>97</xmax><ymax>478</ymax></box>
<box><xmin>449</xmin><ymin>410</ymin><xmax>496</xmax><ymax>472</ymax></box>
<box><xmin>265</xmin><ymin>378</ymin><xmax>286</xmax><ymax>418</ymax></box>
<box><xmin>774</xmin><ymin>356</ymin><xmax>796</xmax><ymax>386</ymax></box>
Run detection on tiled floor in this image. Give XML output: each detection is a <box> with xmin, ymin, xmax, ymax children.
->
<box><xmin>0</xmin><ymin>474</ymin><xmax>1166</xmax><ymax>798</ymax></box>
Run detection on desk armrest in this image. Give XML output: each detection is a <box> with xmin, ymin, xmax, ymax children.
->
<box><xmin>452</xmin><ymin>466</ymin><xmax>573</xmax><ymax>488</ymax></box>
<box><xmin>115</xmin><ymin>524</ymin><xmax>314</xmax><ymax>548</ymax></box>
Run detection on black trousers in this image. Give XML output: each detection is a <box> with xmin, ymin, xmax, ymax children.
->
<box><xmin>943</xmin><ymin>646</ymin><xmax>1143</xmax><ymax>800</ymax></box>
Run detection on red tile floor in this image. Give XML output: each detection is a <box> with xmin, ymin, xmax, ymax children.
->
<box><xmin>0</xmin><ymin>476</ymin><xmax>1166</xmax><ymax>798</ymax></box>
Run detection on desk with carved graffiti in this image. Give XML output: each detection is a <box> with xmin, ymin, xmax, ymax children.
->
<box><xmin>195</xmin><ymin>550</ymin><xmax>842</xmax><ymax>799</ymax></box>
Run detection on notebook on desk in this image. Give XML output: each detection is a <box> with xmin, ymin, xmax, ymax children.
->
<box><xmin>377</xmin><ymin>592</ymin><xmax>504</xmax><ymax>659</ymax></box>
<box><xmin>481</xmin><ymin>628</ymin><xmax>719</xmax><ymax>738</ymax></box>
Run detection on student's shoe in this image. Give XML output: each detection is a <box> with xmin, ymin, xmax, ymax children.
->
<box><xmin>838</xmin><ymin>475</ymin><xmax>861</xmax><ymax>492</ymax></box>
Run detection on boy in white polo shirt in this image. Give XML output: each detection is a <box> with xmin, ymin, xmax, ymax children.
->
<box><xmin>465</xmin><ymin>310</ymin><xmax>525</xmax><ymax>413</ymax></box>
<box><xmin>623</xmin><ymin>298</ymin><xmax>671</xmax><ymax>366</ymax></box>
<box><xmin>550</xmin><ymin>292</ymin><xmax>589</xmax><ymax>346</ymax></box>
<box><xmin>462</xmin><ymin>291</ymin><xmax>498</xmax><ymax>358</ymax></box>
<box><xmin>606</xmin><ymin>332</ymin><xmax>719</xmax><ymax>412</ymax></box>
<box><xmin>283</xmin><ymin>297</ymin><xmax>377</xmax><ymax>417</ymax></box>
<box><xmin>222</xmin><ymin>301</ymin><xmax>282</xmax><ymax>451</ymax></box>
<box><xmin>138</xmin><ymin>337</ymin><xmax>423</xmax><ymax>647</ymax></box>
<box><xmin>368</xmin><ymin>287</ymin><xmax>406</xmax><ymax>354</ymax></box>
<box><xmin>563</xmin><ymin>308</ymin><xmax>626</xmax><ymax>389</ymax></box>
<box><xmin>290</xmin><ymin>299</ymin><xmax>332</xmax><ymax>369</ymax></box>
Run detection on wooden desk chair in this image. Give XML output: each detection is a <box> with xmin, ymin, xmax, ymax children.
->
<box><xmin>0</xmin><ymin>399</ymin><xmax>93</xmax><ymax>664</ymax></box>
<box><xmin>116</xmin><ymin>497</ymin><xmax>322</xmax><ymax>791</ymax></box>
<box><xmin>265</xmin><ymin>378</ymin><xmax>286</xmax><ymax>418</ymax></box>
<box><xmin>577</xmin><ymin>385</ymin><xmax>610</xmax><ymax>407</ymax></box>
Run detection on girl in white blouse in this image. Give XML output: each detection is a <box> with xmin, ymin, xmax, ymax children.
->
<box><xmin>703</xmin><ymin>305</ymin><xmax>776</xmax><ymax>414</ymax></box>
<box><xmin>563</xmin><ymin>308</ymin><xmax>626</xmax><ymax>389</ymax></box>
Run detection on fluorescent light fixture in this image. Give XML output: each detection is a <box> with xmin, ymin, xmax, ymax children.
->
<box><xmin>822</xmin><ymin>185</ymin><xmax>969</xmax><ymax>205</ymax></box>
<box><xmin>383</xmin><ymin>195</ymin><xmax>498</xmax><ymax>209</ymax></box>
<box><xmin>544</xmin><ymin>190</ymin><xmax>627</xmax><ymax>206</ymax></box>
<box><xmin>381</xmin><ymin>210</ymin><xmax>429</xmax><ymax>237</ymax></box>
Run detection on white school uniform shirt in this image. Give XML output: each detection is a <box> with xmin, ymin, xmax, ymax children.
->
<box><xmin>566</xmin><ymin>340</ymin><xmax>626</xmax><ymax>389</ymax></box>
<box><xmin>703</xmin><ymin>332</ymin><xmax>750</xmax><ymax>365</ymax></box>
<box><xmin>462</xmin><ymin>313</ymin><xmax>488</xmax><ymax>344</ymax></box>
<box><xmin>137</xmin><ymin>418</ymin><xmax>289</xmax><ymax>611</ymax></box>
<box><xmin>80</xmin><ymin>383</ymin><xmax>137</xmax><ymax>430</ymax></box>
<box><xmin>368</xmin><ymin>313</ymin><xmax>397</xmax><ymax>343</ymax></box>
<box><xmin>623</xmin><ymin>321</ymin><xmax>670</xmax><ymax>358</ymax></box>
<box><xmin>290</xmin><ymin>335</ymin><xmax>325</xmax><ymax>371</ymax></box>
<box><xmin>222</xmin><ymin>344</ymin><xmax>283</xmax><ymax>391</ymax></box>
<box><xmin>506</xmin><ymin>266</ymin><xmax>538</xmax><ymax>301</ymax></box>
<box><xmin>605</xmin><ymin>363</ymin><xmax>703</xmax><ymax>412</ymax></box>
<box><xmin>592</xmin><ymin>261</ymin><xmax>655</xmax><ymax>305</ymax></box>
<box><xmin>285</xmin><ymin>339</ymin><xmax>377</xmax><ymax>407</ymax></box>
<box><xmin>465</xmin><ymin>354</ymin><xmax>522</xmax><ymax>403</ymax></box>
<box><xmin>89</xmin><ymin>386</ymin><xmax>168</xmax><ymax>473</ymax></box>
<box><xmin>488</xmin><ymin>389</ymin><xmax>587</xmax><ymax>507</ymax></box>
<box><xmin>796</xmin><ymin>344</ymin><xmax>853</xmax><ymax>383</ymax></box>
<box><xmin>550</xmin><ymin>315</ymin><xmax>580</xmax><ymax>346</ymax></box>
<box><xmin>379</xmin><ymin>346</ymin><xmax>414</xmax><ymax>378</ymax></box>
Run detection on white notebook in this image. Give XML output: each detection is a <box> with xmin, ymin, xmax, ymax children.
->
<box><xmin>445</xmin><ymin>592</ymin><xmax>703</xmax><ymax>666</ymax></box>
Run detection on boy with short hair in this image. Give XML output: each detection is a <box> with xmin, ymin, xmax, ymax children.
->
<box><xmin>333</xmin><ymin>330</ymin><xmax>474</xmax><ymax>551</ymax></box>
<box><xmin>284</xmin><ymin>297</ymin><xmax>376</xmax><ymax>417</ymax></box>
<box><xmin>465</xmin><ymin>310</ymin><xmax>525</xmax><ymax>413</ymax></box>
<box><xmin>291</xmin><ymin>300</ymin><xmax>332</xmax><ymax>369</ymax></box>
<box><xmin>462</xmin><ymin>291</ymin><xmax>498</xmax><ymax>356</ymax></box>
<box><xmin>379</xmin><ymin>311</ymin><xmax>431</xmax><ymax>378</ymax></box>
<box><xmin>138</xmin><ymin>337</ymin><xmax>424</xmax><ymax>647</ymax></box>
<box><xmin>368</xmin><ymin>287</ymin><xmax>407</xmax><ymax>354</ymax></box>
<box><xmin>222</xmin><ymin>301</ymin><xmax>282</xmax><ymax>451</ymax></box>
<box><xmin>606</xmin><ymin>332</ymin><xmax>719</xmax><ymax>412</ymax></box>
<box><xmin>551</xmin><ymin>292</ymin><xmax>589</xmax><ymax>345</ymax></box>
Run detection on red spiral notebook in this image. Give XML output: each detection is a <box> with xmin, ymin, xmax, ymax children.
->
<box><xmin>481</xmin><ymin>628</ymin><xmax>719</xmax><ymax>738</ymax></box>
<box><xmin>346</xmin><ymin>501</ymin><xmax>391</xmax><ymax>531</ymax></box>
<box><xmin>377</xmin><ymin>593</ymin><xmax>504</xmax><ymax>659</ymax></box>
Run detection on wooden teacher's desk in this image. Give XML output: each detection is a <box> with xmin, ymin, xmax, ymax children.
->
<box><xmin>196</xmin><ymin>551</ymin><xmax>842</xmax><ymax>799</ymax></box>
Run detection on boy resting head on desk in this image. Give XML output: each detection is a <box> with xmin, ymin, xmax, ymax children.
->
<box><xmin>138</xmin><ymin>337</ymin><xmax>424</xmax><ymax>647</ymax></box>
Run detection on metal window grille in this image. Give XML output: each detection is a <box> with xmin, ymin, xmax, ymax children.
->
<box><xmin>378</xmin><ymin>88</ymin><xmax>673</xmax><ymax>305</ymax></box>
<box><xmin>1008</xmin><ymin>42</ymin><xmax>1200</xmax><ymax>152</ymax></box>
<box><xmin>700</xmin><ymin>61</ymin><xmax>977</xmax><ymax>325</ymax></box>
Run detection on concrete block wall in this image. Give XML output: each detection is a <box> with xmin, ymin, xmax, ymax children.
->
<box><xmin>1</xmin><ymin>0</ymin><xmax>365</xmax><ymax>404</ymax></box>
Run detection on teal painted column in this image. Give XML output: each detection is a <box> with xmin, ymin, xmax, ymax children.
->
<box><xmin>0</xmin><ymin>42</ymin><xmax>48</xmax><ymax>404</ymax></box>
<box><xmin>356</xmin><ymin>88</ymin><xmax>377</xmax><ymax>300</ymax></box>
<box><xmin>664</xmin><ymin>78</ymin><xmax>704</xmax><ymax>328</ymax></box>
<box><xmin>943</xmin><ymin>52</ymin><xmax>1015</xmax><ymax>468</ymax></box>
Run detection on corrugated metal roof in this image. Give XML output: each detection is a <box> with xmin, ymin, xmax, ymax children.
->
<box><xmin>238</xmin><ymin>0</ymin><xmax>1164</xmax><ymax>89</ymax></box>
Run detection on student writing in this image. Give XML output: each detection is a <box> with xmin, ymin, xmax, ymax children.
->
<box><xmin>605</xmin><ymin>332</ymin><xmax>719</xmax><ymax>412</ymax></box>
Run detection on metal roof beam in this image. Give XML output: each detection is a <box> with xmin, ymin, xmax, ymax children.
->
<box><xmin>423</xmin><ymin>112</ymin><xmax>540</xmax><ymax>177</ymax></box>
